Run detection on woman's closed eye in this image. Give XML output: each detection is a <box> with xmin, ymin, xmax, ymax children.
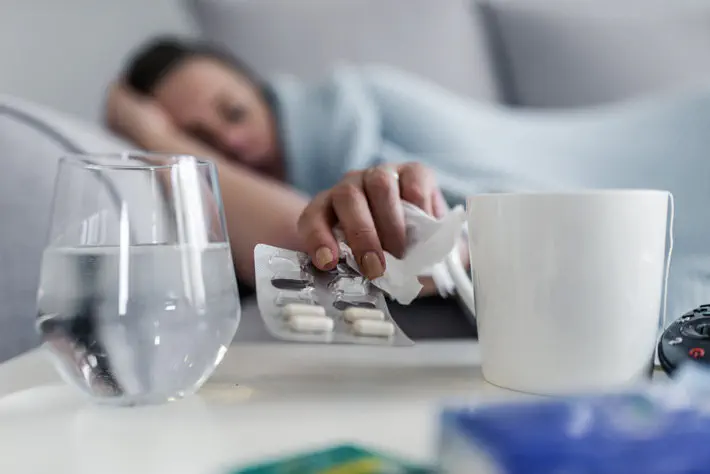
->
<box><xmin>184</xmin><ymin>122</ymin><xmax>244</xmax><ymax>160</ymax></box>
<box><xmin>185</xmin><ymin>125</ymin><xmax>217</xmax><ymax>147</ymax></box>
<box><xmin>221</xmin><ymin>104</ymin><xmax>247</xmax><ymax>123</ymax></box>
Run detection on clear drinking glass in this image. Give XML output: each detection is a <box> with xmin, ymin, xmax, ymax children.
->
<box><xmin>35</xmin><ymin>153</ymin><xmax>241</xmax><ymax>406</ymax></box>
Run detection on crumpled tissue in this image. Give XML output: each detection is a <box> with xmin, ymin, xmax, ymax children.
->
<box><xmin>338</xmin><ymin>202</ymin><xmax>467</xmax><ymax>304</ymax></box>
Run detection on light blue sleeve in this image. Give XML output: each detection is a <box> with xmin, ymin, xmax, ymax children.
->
<box><xmin>352</xmin><ymin>65</ymin><xmax>548</xmax><ymax>201</ymax></box>
<box><xmin>270</xmin><ymin>68</ymin><xmax>388</xmax><ymax>196</ymax></box>
<box><xmin>321</xmin><ymin>67</ymin><xmax>383</xmax><ymax>174</ymax></box>
<box><xmin>304</xmin><ymin>66</ymin><xmax>513</xmax><ymax>203</ymax></box>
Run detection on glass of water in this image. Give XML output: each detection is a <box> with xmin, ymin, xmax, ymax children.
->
<box><xmin>35</xmin><ymin>153</ymin><xmax>241</xmax><ymax>406</ymax></box>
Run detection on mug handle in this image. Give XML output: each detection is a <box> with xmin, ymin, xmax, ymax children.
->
<box><xmin>659</xmin><ymin>192</ymin><xmax>676</xmax><ymax>332</ymax></box>
<box><xmin>654</xmin><ymin>192</ymin><xmax>675</xmax><ymax>368</ymax></box>
<box><xmin>445</xmin><ymin>224</ymin><xmax>477</xmax><ymax>328</ymax></box>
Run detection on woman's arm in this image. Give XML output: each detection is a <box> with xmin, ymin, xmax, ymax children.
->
<box><xmin>105</xmin><ymin>83</ymin><xmax>309</xmax><ymax>284</ymax></box>
<box><xmin>139</xmin><ymin>130</ymin><xmax>309</xmax><ymax>283</ymax></box>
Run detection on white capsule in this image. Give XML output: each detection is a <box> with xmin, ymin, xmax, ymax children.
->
<box><xmin>288</xmin><ymin>315</ymin><xmax>334</xmax><ymax>333</ymax></box>
<box><xmin>281</xmin><ymin>303</ymin><xmax>326</xmax><ymax>318</ymax></box>
<box><xmin>343</xmin><ymin>307</ymin><xmax>385</xmax><ymax>323</ymax></box>
<box><xmin>352</xmin><ymin>319</ymin><xmax>395</xmax><ymax>337</ymax></box>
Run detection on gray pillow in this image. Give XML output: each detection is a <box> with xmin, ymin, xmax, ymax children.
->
<box><xmin>483</xmin><ymin>0</ymin><xmax>710</xmax><ymax>107</ymax></box>
<box><xmin>0</xmin><ymin>96</ymin><xmax>129</xmax><ymax>361</ymax></box>
<box><xmin>189</xmin><ymin>0</ymin><xmax>500</xmax><ymax>101</ymax></box>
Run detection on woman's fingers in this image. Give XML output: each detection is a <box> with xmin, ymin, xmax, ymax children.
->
<box><xmin>298</xmin><ymin>162</ymin><xmax>446</xmax><ymax>280</ymax></box>
<box><xmin>399</xmin><ymin>162</ymin><xmax>435</xmax><ymax>215</ymax></box>
<box><xmin>297</xmin><ymin>191</ymin><xmax>339</xmax><ymax>271</ymax></box>
<box><xmin>432</xmin><ymin>188</ymin><xmax>449</xmax><ymax>219</ymax></box>
<box><xmin>331</xmin><ymin>178</ymin><xmax>386</xmax><ymax>280</ymax></box>
<box><xmin>363</xmin><ymin>167</ymin><xmax>407</xmax><ymax>258</ymax></box>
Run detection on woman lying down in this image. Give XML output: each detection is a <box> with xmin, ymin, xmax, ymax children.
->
<box><xmin>106</xmin><ymin>36</ymin><xmax>710</xmax><ymax>327</ymax></box>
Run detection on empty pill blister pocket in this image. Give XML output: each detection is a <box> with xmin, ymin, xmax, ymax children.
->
<box><xmin>254</xmin><ymin>243</ymin><xmax>413</xmax><ymax>346</ymax></box>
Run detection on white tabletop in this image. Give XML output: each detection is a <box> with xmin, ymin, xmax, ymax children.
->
<box><xmin>0</xmin><ymin>341</ymin><xmax>515</xmax><ymax>474</ymax></box>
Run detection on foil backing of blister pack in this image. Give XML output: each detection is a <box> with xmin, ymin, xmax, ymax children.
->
<box><xmin>254</xmin><ymin>244</ymin><xmax>414</xmax><ymax>346</ymax></box>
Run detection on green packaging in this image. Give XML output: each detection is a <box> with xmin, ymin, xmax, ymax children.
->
<box><xmin>230</xmin><ymin>444</ymin><xmax>432</xmax><ymax>474</ymax></box>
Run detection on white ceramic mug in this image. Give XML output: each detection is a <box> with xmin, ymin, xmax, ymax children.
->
<box><xmin>466</xmin><ymin>190</ymin><xmax>671</xmax><ymax>395</ymax></box>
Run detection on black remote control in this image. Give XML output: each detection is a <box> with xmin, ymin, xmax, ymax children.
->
<box><xmin>658</xmin><ymin>304</ymin><xmax>710</xmax><ymax>375</ymax></box>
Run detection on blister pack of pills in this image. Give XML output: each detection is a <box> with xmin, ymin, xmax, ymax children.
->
<box><xmin>254</xmin><ymin>244</ymin><xmax>414</xmax><ymax>346</ymax></box>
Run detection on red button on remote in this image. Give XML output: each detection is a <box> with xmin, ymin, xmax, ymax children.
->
<box><xmin>689</xmin><ymin>347</ymin><xmax>705</xmax><ymax>359</ymax></box>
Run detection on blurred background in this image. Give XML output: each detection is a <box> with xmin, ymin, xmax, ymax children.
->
<box><xmin>4</xmin><ymin>0</ymin><xmax>710</xmax><ymax>122</ymax></box>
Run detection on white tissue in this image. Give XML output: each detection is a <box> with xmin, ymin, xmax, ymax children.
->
<box><xmin>339</xmin><ymin>202</ymin><xmax>467</xmax><ymax>304</ymax></box>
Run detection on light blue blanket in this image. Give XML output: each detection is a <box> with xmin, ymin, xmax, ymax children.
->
<box><xmin>269</xmin><ymin>65</ymin><xmax>710</xmax><ymax>319</ymax></box>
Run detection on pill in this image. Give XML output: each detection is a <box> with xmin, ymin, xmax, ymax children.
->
<box><xmin>343</xmin><ymin>307</ymin><xmax>385</xmax><ymax>322</ymax></box>
<box><xmin>352</xmin><ymin>319</ymin><xmax>395</xmax><ymax>337</ymax></box>
<box><xmin>275</xmin><ymin>293</ymin><xmax>318</xmax><ymax>307</ymax></box>
<box><xmin>282</xmin><ymin>303</ymin><xmax>326</xmax><ymax>318</ymax></box>
<box><xmin>271</xmin><ymin>277</ymin><xmax>313</xmax><ymax>291</ymax></box>
<box><xmin>288</xmin><ymin>315</ymin><xmax>334</xmax><ymax>333</ymax></box>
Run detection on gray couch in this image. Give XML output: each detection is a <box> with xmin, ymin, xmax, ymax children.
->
<box><xmin>2</xmin><ymin>0</ymin><xmax>710</xmax><ymax>361</ymax></box>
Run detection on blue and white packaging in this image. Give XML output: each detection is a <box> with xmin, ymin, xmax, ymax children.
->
<box><xmin>437</xmin><ymin>363</ymin><xmax>710</xmax><ymax>474</ymax></box>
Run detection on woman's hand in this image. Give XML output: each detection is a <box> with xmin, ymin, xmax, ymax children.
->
<box><xmin>298</xmin><ymin>162</ymin><xmax>449</xmax><ymax>280</ymax></box>
<box><xmin>105</xmin><ymin>82</ymin><xmax>176</xmax><ymax>145</ymax></box>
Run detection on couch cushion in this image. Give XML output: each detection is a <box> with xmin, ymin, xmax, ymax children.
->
<box><xmin>483</xmin><ymin>0</ymin><xmax>710</xmax><ymax>107</ymax></box>
<box><xmin>0</xmin><ymin>2</ymin><xmax>195</xmax><ymax>122</ymax></box>
<box><xmin>189</xmin><ymin>0</ymin><xmax>500</xmax><ymax>101</ymax></box>
<box><xmin>0</xmin><ymin>96</ymin><xmax>130</xmax><ymax>361</ymax></box>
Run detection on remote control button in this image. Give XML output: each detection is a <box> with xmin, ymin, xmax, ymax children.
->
<box><xmin>681</xmin><ymin>317</ymin><xmax>710</xmax><ymax>339</ymax></box>
<box><xmin>689</xmin><ymin>347</ymin><xmax>705</xmax><ymax>359</ymax></box>
<box><xmin>680</xmin><ymin>314</ymin><xmax>696</xmax><ymax>323</ymax></box>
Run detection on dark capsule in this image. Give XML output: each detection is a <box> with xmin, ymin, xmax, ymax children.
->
<box><xmin>271</xmin><ymin>278</ymin><xmax>313</xmax><ymax>291</ymax></box>
<box><xmin>333</xmin><ymin>300</ymin><xmax>378</xmax><ymax>311</ymax></box>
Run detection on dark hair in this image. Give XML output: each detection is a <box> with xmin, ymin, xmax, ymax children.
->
<box><xmin>125</xmin><ymin>36</ymin><xmax>262</xmax><ymax>95</ymax></box>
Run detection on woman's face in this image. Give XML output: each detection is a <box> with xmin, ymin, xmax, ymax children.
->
<box><xmin>153</xmin><ymin>57</ymin><xmax>279</xmax><ymax>170</ymax></box>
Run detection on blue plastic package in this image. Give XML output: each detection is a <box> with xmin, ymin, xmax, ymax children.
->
<box><xmin>437</xmin><ymin>363</ymin><xmax>710</xmax><ymax>474</ymax></box>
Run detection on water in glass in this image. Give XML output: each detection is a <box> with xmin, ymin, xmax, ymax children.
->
<box><xmin>36</xmin><ymin>154</ymin><xmax>241</xmax><ymax>405</ymax></box>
